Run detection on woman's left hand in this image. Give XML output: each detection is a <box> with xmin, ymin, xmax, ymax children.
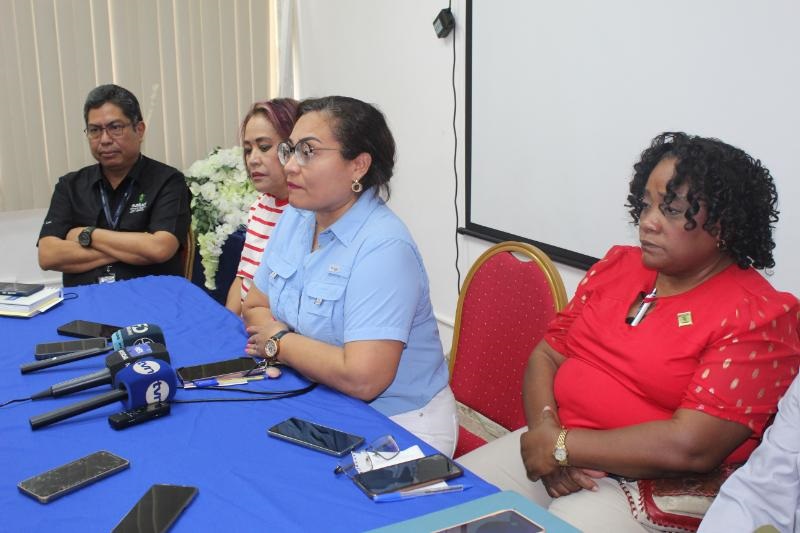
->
<box><xmin>245</xmin><ymin>321</ymin><xmax>289</xmax><ymax>358</ymax></box>
<box><xmin>521</xmin><ymin>406</ymin><xmax>567</xmax><ymax>480</ymax></box>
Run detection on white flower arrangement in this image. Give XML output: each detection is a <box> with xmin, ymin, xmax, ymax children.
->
<box><xmin>185</xmin><ymin>146</ymin><xmax>256</xmax><ymax>290</ymax></box>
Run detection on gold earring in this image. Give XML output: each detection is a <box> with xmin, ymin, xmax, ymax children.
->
<box><xmin>351</xmin><ymin>180</ymin><xmax>363</xmax><ymax>193</ymax></box>
<box><xmin>716</xmin><ymin>239</ymin><xmax>727</xmax><ymax>251</ymax></box>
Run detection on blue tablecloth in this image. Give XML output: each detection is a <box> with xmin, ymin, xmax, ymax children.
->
<box><xmin>0</xmin><ymin>276</ymin><xmax>496</xmax><ymax>532</ymax></box>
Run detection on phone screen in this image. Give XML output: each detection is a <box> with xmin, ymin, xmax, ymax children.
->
<box><xmin>57</xmin><ymin>320</ymin><xmax>122</xmax><ymax>339</ymax></box>
<box><xmin>176</xmin><ymin>357</ymin><xmax>261</xmax><ymax>383</ymax></box>
<box><xmin>353</xmin><ymin>453</ymin><xmax>463</xmax><ymax>496</ymax></box>
<box><xmin>435</xmin><ymin>510</ymin><xmax>545</xmax><ymax>533</ymax></box>
<box><xmin>17</xmin><ymin>450</ymin><xmax>130</xmax><ymax>503</ymax></box>
<box><xmin>267</xmin><ymin>417</ymin><xmax>365</xmax><ymax>456</ymax></box>
<box><xmin>112</xmin><ymin>484</ymin><xmax>198</xmax><ymax>533</ymax></box>
<box><xmin>34</xmin><ymin>337</ymin><xmax>109</xmax><ymax>359</ymax></box>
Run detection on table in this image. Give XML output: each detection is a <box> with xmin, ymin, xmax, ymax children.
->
<box><xmin>368</xmin><ymin>490</ymin><xmax>581</xmax><ymax>532</ymax></box>
<box><xmin>0</xmin><ymin>276</ymin><xmax>497</xmax><ymax>532</ymax></box>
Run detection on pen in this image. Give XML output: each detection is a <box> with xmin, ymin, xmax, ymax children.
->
<box><xmin>372</xmin><ymin>484</ymin><xmax>472</xmax><ymax>502</ymax></box>
<box><xmin>630</xmin><ymin>287</ymin><xmax>657</xmax><ymax>326</ymax></box>
<box><xmin>184</xmin><ymin>376</ymin><xmax>264</xmax><ymax>388</ymax></box>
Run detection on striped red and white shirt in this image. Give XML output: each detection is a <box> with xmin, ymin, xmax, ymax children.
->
<box><xmin>236</xmin><ymin>193</ymin><xmax>288</xmax><ymax>301</ymax></box>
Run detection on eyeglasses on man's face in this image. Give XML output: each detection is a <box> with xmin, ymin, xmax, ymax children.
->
<box><xmin>277</xmin><ymin>140</ymin><xmax>342</xmax><ymax>166</ymax></box>
<box><xmin>84</xmin><ymin>121</ymin><xmax>135</xmax><ymax>140</ymax></box>
<box><xmin>333</xmin><ymin>434</ymin><xmax>400</xmax><ymax>478</ymax></box>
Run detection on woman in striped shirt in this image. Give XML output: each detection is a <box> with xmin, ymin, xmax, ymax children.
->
<box><xmin>225</xmin><ymin>98</ymin><xmax>298</xmax><ymax>315</ymax></box>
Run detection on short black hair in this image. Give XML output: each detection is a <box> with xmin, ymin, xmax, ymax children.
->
<box><xmin>296</xmin><ymin>96</ymin><xmax>396</xmax><ymax>198</ymax></box>
<box><xmin>627</xmin><ymin>132</ymin><xmax>779</xmax><ymax>269</ymax></box>
<box><xmin>83</xmin><ymin>84</ymin><xmax>143</xmax><ymax>125</ymax></box>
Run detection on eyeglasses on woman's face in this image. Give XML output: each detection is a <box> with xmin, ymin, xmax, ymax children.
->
<box><xmin>277</xmin><ymin>140</ymin><xmax>342</xmax><ymax>166</ymax></box>
<box><xmin>333</xmin><ymin>434</ymin><xmax>400</xmax><ymax>478</ymax></box>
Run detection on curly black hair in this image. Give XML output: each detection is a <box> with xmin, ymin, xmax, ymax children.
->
<box><xmin>626</xmin><ymin>132</ymin><xmax>779</xmax><ymax>270</ymax></box>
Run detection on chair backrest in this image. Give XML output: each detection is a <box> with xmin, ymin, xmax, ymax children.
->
<box><xmin>182</xmin><ymin>227</ymin><xmax>196</xmax><ymax>280</ymax></box>
<box><xmin>449</xmin><ymin>241</ymin><xmax>567</xmax><ymax>431</ymax></box>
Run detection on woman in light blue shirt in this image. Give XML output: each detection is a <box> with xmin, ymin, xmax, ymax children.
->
<box><xmin>242</xmin><ymin>96</ymin><xmax>457</xmax><ymax>456</ymax></box>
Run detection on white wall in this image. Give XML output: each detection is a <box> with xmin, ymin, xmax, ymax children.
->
<box><xmin>292</xmin><ymin>0</ymin><xmax>584</xmax><ymax>349</ymax></box>
<box><xmin>0</xmin><ymin>209</ymin><xmax>62</xmax><ymax>286</ymax></box>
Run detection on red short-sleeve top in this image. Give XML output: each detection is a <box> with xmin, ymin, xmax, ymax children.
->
<box><xmin>545</xmin><ymin>246</ymin><xmax>800</xmax><ymax>463</ymax></box>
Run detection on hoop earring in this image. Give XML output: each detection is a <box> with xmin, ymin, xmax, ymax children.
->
<box><xmin>351</xmin><ymin>180</ymin><xmax>363</xmax><ymax>193</ymax></box>
<box><xmin>716</xmin><ymin>239</ymin><xmax>727</xmax><ymax>251</ymax></box>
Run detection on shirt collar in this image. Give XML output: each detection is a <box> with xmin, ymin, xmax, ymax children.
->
<box><xmin>91</xmin><ymin>153</ymin><xmax>145</xmax><ymax>189</ymax></box>
<box><xmin>324</xmin><ymin>191</ymin><xmax>383</xmax><ymax>246</ymax></box>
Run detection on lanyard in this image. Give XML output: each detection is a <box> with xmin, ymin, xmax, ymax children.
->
<box><xmin>99</xmin><ymin>179</ymin><xmax>136</xmax><ymax>230</ymax></box>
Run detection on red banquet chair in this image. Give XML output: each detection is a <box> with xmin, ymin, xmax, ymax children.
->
<box><xmin>449</xmin><ymin>241</ymin><xmax>568</xmax><ymax>458</ymax></box>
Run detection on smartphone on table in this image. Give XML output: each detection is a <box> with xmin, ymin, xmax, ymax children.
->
<box><xmin>176</xmin><ymin>357</ymin><xmax>263</xmax><ymax>384</ymax></box>
<box><xmin>112</xmin><ymin>484</ymin><xmax>198</xmax><ymax>533</ymax></box>
<box><xmin>352</xmin><ymin>453</ymin><xmax>464</xmax><ymax>498</ymax></box>
<box><xmin>267</xmin><ymin>417</ymin><xmax>365</xmax><ymax>456</ymax></box>
<box><xmin>17</xmin><ymin>450</ymin><xmax>130</xmax><ymax>503</ymax></box>
<box><xmin>34</xmin><ymin>337</ymin><xmax>110</xmax><ymax>360</ymax></box>
<box><xmin>57</xmin><ymin>319</ymin><xmax>122</xmax><ymax>339</ymax></box>
<box><xmin>0</xmin><ymin>282</ymin><xmax>44</xmax><ymax>297</ymax></box>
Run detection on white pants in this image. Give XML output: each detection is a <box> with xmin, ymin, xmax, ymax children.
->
<box><xmin>459</xmin><ymin>427</ymin><xmax>667</xmax><ymax>533</ymax></box>
<box><xmin>390</xmin><ymin>385</ymin><xmax>458</xmax><ymax>458</ymax></box>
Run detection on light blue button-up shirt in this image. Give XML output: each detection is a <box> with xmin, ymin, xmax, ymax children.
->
<box><xmin>253</xmin><ymin>191</ymin><xmax>449</xmax><ymax>416</ymax></box>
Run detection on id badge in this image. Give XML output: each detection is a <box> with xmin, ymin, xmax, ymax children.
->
<box><xmin>98</xmin><ymin>266</ymin><xmax>116</xmax><ymax>284</ymax></box>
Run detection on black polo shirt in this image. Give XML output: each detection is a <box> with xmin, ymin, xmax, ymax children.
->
<box><xmin>39</xmin><ymin>154</ymin><xmax>191</xmax><ymax>287</ymax></box>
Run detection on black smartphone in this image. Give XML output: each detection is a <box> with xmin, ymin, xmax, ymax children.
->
<box><xmin>176</xmin><ymin>357</ymin><xmax>262</xmax><ymax>383</ymax></box>
<box><xmin>17</xmin><ymin>450</ymin><xmax>130</xmax><ymax>504</ymax></box>
<box><xmin>112</xmin><ymin>484</ymin><xmax>198</xmax><ymax>533</ymax></box>
<box><xmin>34</xmin><ymin>337</ymin><xmax>109</xmax><ymax>360</ymax></box>
<box><xmin>267</xmin><ymin>417</ymin><xmax>365</xmax><ymax>457</ymax></box>
<box><xmin>0</xmin><ymin>281</ymin><xmax>44</xmax><ymax>297</ymax></box>
<box><xmin>352</xmin><ymin>453</ymin><xmax>464</xmax><ymax>497</ymax></box>
<box><xmin>57</xmin><ymin>319</ymin><xmax>122</xmax><ymax>339</ymax></box>
<box><xmin>108</xmin><ymin>402</ymin><xmax>172</xmax><ymax>430</ymax></box>
<box><xmin>436</xmin><ymin>510</ymin><xmax>544</xmax><ymax>533</ymax></box>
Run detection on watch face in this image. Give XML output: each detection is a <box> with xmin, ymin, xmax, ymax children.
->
<box><xmin>265</xmin><ymin>340</ymin><xmax>278</xmax><ymax>358</ymax></box>
<box><xmin>79</xmin><ymin>232</ymin><xmax>91</xmax><ymax>246</ymax></box>
<box><xmin>554</xmin><ymin>448</ymin><xmax>567</xmax><ymax>462</ymax></box>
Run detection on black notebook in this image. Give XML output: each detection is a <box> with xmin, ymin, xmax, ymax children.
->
<box><xmin>0</xmin><ymin>282</ymin><xmax>45</xmax><ymax>297</ymax></box>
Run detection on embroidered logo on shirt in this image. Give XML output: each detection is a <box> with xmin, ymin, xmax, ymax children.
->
<box><xmin>129</xmin><ymin>201</ymin><xmax>148</xmax><ymax>214</ymax></box>
<box><xmin>328</xmin><ymin>264</ymin><xmax>340</xmax><ymax>273</ymax></box>
<box><xmin>677</xmin><ymin>312</ymin><xmax>693</xmax><ymax>327</ymax></box>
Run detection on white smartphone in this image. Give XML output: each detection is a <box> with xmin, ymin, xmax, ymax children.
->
<box><xmin>17</xmin><ymin>450</ymin><xmax>130</xmax><ymax>503</ymax></box>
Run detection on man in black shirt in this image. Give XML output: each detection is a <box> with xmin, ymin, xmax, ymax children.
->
<box><xmin>38</xmin><ymin>84</ymin><xmax>190</xmax><ymax>287</ymax></box>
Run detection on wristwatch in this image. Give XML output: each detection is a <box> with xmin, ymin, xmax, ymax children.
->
<box><xmin>264</xmin><ymin>329</ymin><xmax>290</xmax><ymax>362</ymax></box>
<box><xmin>78</xmin><ymin>226</ymin><xmax>96</xmax><ymax>248</ymax></box>
<box><xmin>553</xmin><ymin>428</ymin><xmax>569</xmax><ymax>467</ymax></box>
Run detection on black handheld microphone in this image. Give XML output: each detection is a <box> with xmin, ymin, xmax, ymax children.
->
<box><xmin>29</xmin><ymin>358</ymin><xmax>178</xmax><ymax>430</ymax></box>
<box><xmin>20</xmin><ymin>346</ymin><xmax>112</xmax><ymax>374</ymax></box>
<box><xmin>30</xmin><ymin>343</ymin><xmax>170</xmax><ymax>400</ymax></box>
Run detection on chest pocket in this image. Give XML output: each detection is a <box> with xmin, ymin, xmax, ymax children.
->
<box><xmin>265</xmin><ymin>255</ymin><xmax>300</xmax><ymax>327</ymax></box>
<box><xmin>299</xmin><ymin>276</ymin><xmax>348</xmax><ymax>344</ymax></box>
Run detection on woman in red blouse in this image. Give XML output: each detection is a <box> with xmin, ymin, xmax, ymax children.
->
<box><xmin>460</xmin><ymin>132</ymin><xmax>800</xmax><ymax>532</ymax></box>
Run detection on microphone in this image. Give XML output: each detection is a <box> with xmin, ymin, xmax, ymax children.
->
<box><xmin>111</xmin><ymin>324</ymin><xmax>165</xmax><ymax>350</ymax></box>
<box><xmin>20</xmin><ymin>346</ymin><xmax>113</xmax><ymax>374</ymax></box>
<box><xmin>30</xmin><ymin>343</ymin><xmax>170</xmax><ymax>400</ymax></box>
<box><xmin>29</xmin><ymin>358</ymin><xmax>178</xmax><ymax>430</ymax></box>
<box><xmin>19</xmin><ymin>323</ymin><xmax>165</xmax><ymax>374</ymax></box>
